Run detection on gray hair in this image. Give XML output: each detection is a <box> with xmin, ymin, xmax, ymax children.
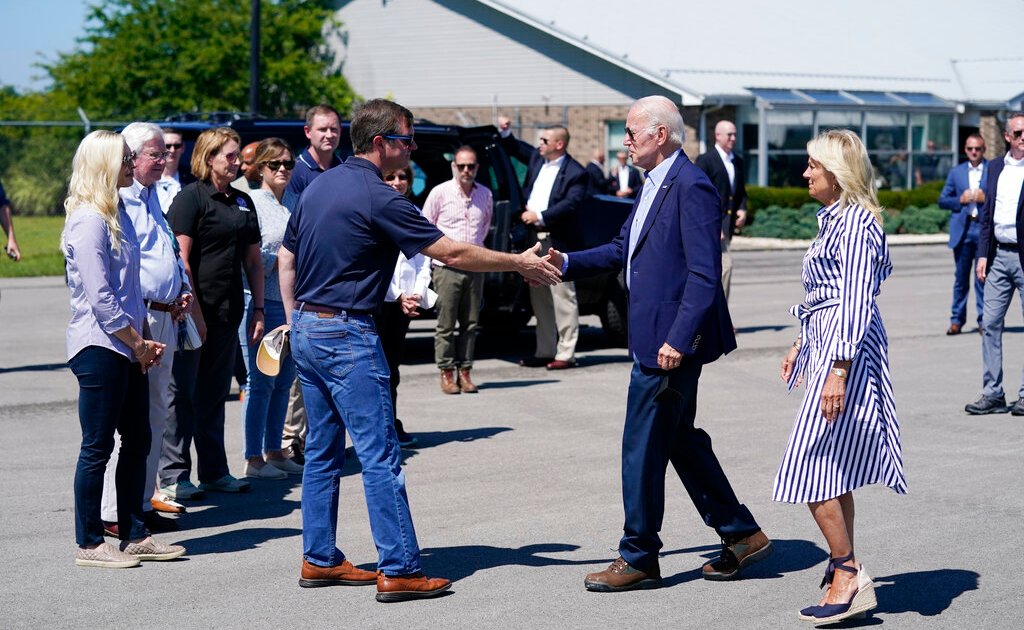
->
<box><xmin>632</xmin><ymin>96</ymin><xmax>685</xmax><ymax>146</ymax></box>
<box><xmin>120</xmin><ymin>122</ymin><xmax>165</xmax><ymax>153</ymax></box>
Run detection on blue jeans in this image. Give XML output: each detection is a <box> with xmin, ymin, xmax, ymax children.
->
<box><xmin>69</xmin><ymin>346</ymin><xmax>150</xmax><ymax>546</ymax></box>
<box><xmin>290</xmin><ymin>308</ymin><xmax>421</xmax><ymax>575</ymax></box>
<box><xmin>981</xmin><ymin>248</ymin><xmax>1024</xmax><ymax>399</ymax></box>
<box><xmin>238</xmin><ymin>297</ymin><xmax>294</xmax><ymax>458</ymax></box>
<box><xmin>951</xmin><ymin>223</ymin><xmax>984</xmax><ymax>326</ymax></box>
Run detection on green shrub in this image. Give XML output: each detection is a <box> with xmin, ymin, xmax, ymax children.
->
<box><xmin>743</xmin><ymin>204</ymin><xmax>822</xmax><ymax>239</ymax></box>
<box><xmin>746</xmin><ymin>187</ymin><xmax>812</xmax><ymax>211</ymax></box>
<box><xmin>883</xmin><ymin>204</ymin><xmax>949</xmax><ymax>235</ymax></box>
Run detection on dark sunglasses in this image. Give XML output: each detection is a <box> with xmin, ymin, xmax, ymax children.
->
<box><xmin>165</xmin><ymin>142</ymin><xmax>183</xmax><ymax>150</ymax></box>
<box><xmin>1013</xmin><ymin>130</ymin><xmax>1024</xmax><ymax>139</ymax></box>
<box><xmin>384</xmin><ymin>134</ymin><xmax>415</xmax><ymax>148</ymax></box>
<box><xmin>455</xmin><ymin>163</ymin><xmax>478</xmax><ymax>171</ymax></box>
<box><xmin>385</xmin><ymin>173</ymin><xmax>409</xmax><ymax>181</ymax></box>
<box><xmin>965</xmin><ymin>146</ymin><xmax>984</xmax><ymax>152</ymax></box>
<box><xmin>264</xmin><ymin>159</ymin><xmax>296</xmax><ymax>171</ymax></box>
<box><xmin>122</xmin><ymin>152</ymin><xmax>136</xmax><ymax>166</ymax></box>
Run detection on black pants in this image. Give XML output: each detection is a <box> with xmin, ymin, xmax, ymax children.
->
<box><xmin>377</xmin><ymin>301</ymin><xmax>412</xmax><ymax>421</ymax></box>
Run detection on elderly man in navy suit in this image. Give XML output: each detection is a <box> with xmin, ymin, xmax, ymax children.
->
<box><xmin>939</xmin><ymin>134</ymin><xmax>988</xmax><ymax>335</ymax></box>
<box><xmin>547</xmin><ymin>96</ymin><xmax>772</xmax><ymax>591</ymax></box>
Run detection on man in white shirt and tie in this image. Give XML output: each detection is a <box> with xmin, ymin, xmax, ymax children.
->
<box><xmin>696</xmin><ymin>120</ymin><xmax>748</xmax><ymax>303</ymax></box>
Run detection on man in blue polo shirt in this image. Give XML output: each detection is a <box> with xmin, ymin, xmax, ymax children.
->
<box><xmin>285</xmin><ymin>104</ymin><xmax>342</xmax><ymax>208</ymax></box>
<box><xmin>279</xmin><ymin>98</ymin><xmax>559</xmax><ymax>602</ymax></box>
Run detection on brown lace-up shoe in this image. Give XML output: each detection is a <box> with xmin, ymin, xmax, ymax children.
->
<box><xmin>458</xmin><ymin>369</ymin><xmax>478</xmax><ymax>393</ymax></box>
<box><xmin>376</xmin><ymin>571</ymin><xmax>452</xmax><ymax>602</ymax></box>
<box><xmin>299</xmin><ymin>559</ymin><xmax>378</xmax><ymax>588</ymax></box>
<box><xmin>701</xmin><ymin>530</ymin><xmax>774</xmax><ymax>580</ymax></box>
<box><xmin>440</xmin><ymin>369</ymin><xmax>461</xmax><ymax>395</ymax></box>
<box><xmin>584</xmin><ymin>557</ymin><xmax>661</xmax><ymax>592</ymax></box>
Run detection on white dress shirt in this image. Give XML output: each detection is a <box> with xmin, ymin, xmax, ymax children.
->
<box><xmin>994</xmin><ymin>153</ymin><xmax>1024</xmax><ymax>244</ymax></box>
<box><xmin>715</xmin><ymin>144</ymin><xmax>736</xmax><ymax>192</ymax></box>
<box><xmin>527</xmin><ymin>155</ymin><xmax>565</xmax><ymax>227</ymax></box>
<box><xmin>967</xmin><ymin>162</ymin><xmax>984</xmax><ymax>218</ymax></box>
<box><xmin>155</xmin><ymin>172</ymin><xmax>181</xmax><ymax>215</ymax></box>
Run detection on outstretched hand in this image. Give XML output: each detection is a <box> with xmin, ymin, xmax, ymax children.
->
<box><xmin>545</xmin><ymin>247</ymin><xmax>565</xmax><ymax>271</ymax></box>
<box><xmin>517</xmin><ymin>242</ymin><xmax>561</xmax><ymax>286</ymax></box>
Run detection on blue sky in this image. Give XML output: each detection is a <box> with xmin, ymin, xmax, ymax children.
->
<box><xmin>0</xmin><ymin>0</ymin><xmax>90</xmax><ymax>91</ymax></box>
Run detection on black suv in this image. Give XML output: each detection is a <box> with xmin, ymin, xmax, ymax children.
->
<box><xmin>162</xmin><ymin>114</ymin><xmax>632</xmax><ymax>345</ymax></box>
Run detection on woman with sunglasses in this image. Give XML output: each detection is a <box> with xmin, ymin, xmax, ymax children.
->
<box><xmin>379</xmin><ymin>166</ymin><xmax>431</xmax><ymax>447</ymax></box>
<box><xmin>63</xmin><ymin>130</ymin><xmax>185</xmax><ymax>567</ymax></box>
<box><xmin>238</xmin><ymin>137</ymin><xmax>302</xmax><ymax>478</ymax></box>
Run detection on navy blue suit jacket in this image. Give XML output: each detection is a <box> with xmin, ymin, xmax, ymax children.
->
<box><xmin>517</xmin><ymin>149</ymin><xmax>589</xmax><ymax>251</ymax></box>
<box><xmin>564</xmin><ymin>152</ymin><xmax>736</xmax><ymax>368</ymax></box>
<box><xmin>612</xmin><ymin>165</ymin><xmax>644</xmax><ymax>198</ymax></box>
<box><xmin>978</xmin><ymin>157</ymin><xmax>1024</xmax><ymax>271</ymax></box>
<box><xmin>938</xmin><ymin>159</ymin><xmax>988</xmax><ymax>248</ymax></box>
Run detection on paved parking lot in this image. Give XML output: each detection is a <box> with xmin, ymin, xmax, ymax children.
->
<box><xmin>1</xmin><ymin>244</ymin><xmax>1020</xmax><ymax>629</ymax></box>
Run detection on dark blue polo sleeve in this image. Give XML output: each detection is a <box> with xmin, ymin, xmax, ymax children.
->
<box><xmin>374</xmin><ymin>195</ymin><xmax>444</xmax><ymax>259</ymax></box>
<box><xmin>0</xmin><ymin>178</ymin><xmax>9</xmax><ymax>207</ymax></box>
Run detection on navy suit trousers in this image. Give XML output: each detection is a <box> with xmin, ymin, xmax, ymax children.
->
<box><xmin>619</xmin><ymin>360</ymin><xmax>759</xmax><ymax>573</ymax></box>
<box><xmin>951</xmin><ymin>220</ymin><xmax>984</xmax><ymax>326</ymax></box>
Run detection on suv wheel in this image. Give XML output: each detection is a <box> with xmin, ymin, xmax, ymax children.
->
<box><xmin>599</xmin><ymin>276</ymin><xmax>628</xmax><ymax>348</ymax></box>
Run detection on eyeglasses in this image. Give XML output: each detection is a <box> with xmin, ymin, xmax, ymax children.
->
<box><xmin>165</xmin><ymin>142</ymin><xmax>183</xmax><ymax>150</ymax></box>
<box><xmin>141</xmin><ymin>150</ymin><xmax>171</xmax><ymax>161</ymax></box>
<box><xmin>385</xmin><ymin>173</ymin><xmax>409</xmax><ymax>181</ymax></box>
<box><xmin>965</xmin><ymin>146</ymin><xmax>984</xmax><ymax>152</ymax></box>
<box><xmin>455</xmin><ymin>163</ymin><xmax>477</xmax><ymax>171</ymax></box>
<box><xmin>539</xmin><ymin>137</ymin><xmax>550</xmax><ymax>145</ymax></box>
<box><xmin>1013</xmin><ymin>130</ymin><xmax>1024</xmax><ymax>139</ymax></box>
<box><xmin>122</xmin><ymin>152</ymin><xmax>136</xmax><ymax>166</ymax></box>
<box><xmin>264</xmin><ymin>159</ymin><xmax>296</xmax><ymax>171</ymax></box>
<box><xmin>383</xmin><ymin>134</ymin><xmax>415</xmax><ymax>148</ymax></box>
<box><xmin>624</xmin><ymin>125</ymin><xmax>651</xmax><ymax>143</ymax></box>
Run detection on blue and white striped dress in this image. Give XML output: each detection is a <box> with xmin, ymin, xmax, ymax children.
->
<box><xmin>772</xmin><ymin>202</ymin><xmax>907</xmax><ymax>504</ymax></box>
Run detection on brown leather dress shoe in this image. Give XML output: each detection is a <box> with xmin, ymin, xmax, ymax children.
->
<box><xmin>946</xmin><ymin>323</ymin><xmax>962</xmax><ymax>335</ymax></box>
<box><xmin>584</xmin><ymin>557</ymin><xmax>661</xmax><ymax>592</ymax></box>
<box><xmin>458</xmin><ymin>368</ymin><xmax>478</xmax><ymax>393</ymax></box>
<box><xmin>376</xmin><ymin>571</ymin><xmax>452</xmax><ymax>602</ymax></box>
<box><xmin>298</xmin><ymin>559</ymin><xmax>378</xmax><ymax>588</ymax></box>
<box><xmin>440</xmin><ymin>369</ymin><xmax>461</xmax><ymax>395</ymax></box>
<box><xmin>546</xmin><ymin>359</ymin><xmax>577</xmax><ymax>370</ymax></box>
<box><xmin>701</xmin><ymin>530</ymin><xmax>774</xmax><ymax>581</ymax></box>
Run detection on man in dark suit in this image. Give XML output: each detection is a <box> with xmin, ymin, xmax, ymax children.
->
<box><xmin>499</xmin><ymin>119</ymin><xmax>589</xmax><ymax>370</ymax></box>
<box><xmin>548</xmin><ymin>96</ymin><xmax>771</xmax><ymax>591</ymax></box>
<box><xmin>696</xmin><ymin>120</ymin><xmax>747</xmax><ymax>301</ymax></box>
<box><xmin>586</xmin><ymin>149</ymin><xmax>614</xmax><ymax>195</ymax></box>
<box><xmin>611</xmin><ymin>150</ymin><xmax>643</xmax><ymax>198</ymax></box>
<box><xmin>967</xmin><ymin>113</ymin><xmax>1024</xmax><ymax>416</ymax></box>
<box><xmin>938</xmin><ymin>134</ymin><xmax>988</xmax><ymax>335</ymax></box>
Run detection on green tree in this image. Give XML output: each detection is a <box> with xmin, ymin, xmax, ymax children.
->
<box><xmin>47</xmin><ymin>0</ymin><xmax>356</xmax><ymax>118</ymax></box>
<box><xmin>1</xmin><ymin>0</ymin><xmax>357</xmax><ymax>214</ymax></box>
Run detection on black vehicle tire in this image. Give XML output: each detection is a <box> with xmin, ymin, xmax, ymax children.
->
<box><xmin>599</xmin><ymin>276</ymin><xmax>628</xmax><ymax>347</ymax></box>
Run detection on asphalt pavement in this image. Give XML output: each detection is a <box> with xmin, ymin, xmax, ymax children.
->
<box><xmin>1</xmin><ymin>243</ymin><xmax>1020</xmax><ymax>629</ymax></box>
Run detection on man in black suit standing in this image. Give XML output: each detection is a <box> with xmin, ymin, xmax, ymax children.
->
<box><xmin>499</xmin><ymin>118</ymin><xmax>589</xmax><ymax>369</ymax></box>
<box><xmin>611</xmin><ymin>150</ymin><xmax>643</xmax><ymax>199</ymax></box>
<box><xmin>586</xmin><ymin>149</ymin><xmax>614</xmax><ymax>194</ymax></box>
<box><xmin>696</xmin><ymin>120</ymin><xmax>747</xmax><ymax>302</ymax></box>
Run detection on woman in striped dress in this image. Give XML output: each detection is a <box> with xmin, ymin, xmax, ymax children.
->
<box><xmin>775</xmin><ymin>129</ymin><xmax>907</xmax><ymax>625</ymax></box>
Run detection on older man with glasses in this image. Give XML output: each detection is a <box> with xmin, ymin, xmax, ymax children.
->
<box><xmin>422</xmin><ymin>146</ymin><xmax>493</xmax><ymax>394</ymax></box>
<box><xmin>101</xmin><ymin>122</ymin><xmax>195</xmax><ymax>534</ymax></box>
<box><xmin>939</xmin><ymin>134</ymin><xmax>988</xmax><ymax>336</ymax></box>
<box><xmin>967</xmin><ymin>114</ymin><xmax>1024</xmax><ymax>416</ymax></box>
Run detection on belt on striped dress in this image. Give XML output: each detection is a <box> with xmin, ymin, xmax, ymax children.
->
<box><xmin>787</xmin><ymin>298</ymin><xmax>841</xmax><ymax>392</ymax></box>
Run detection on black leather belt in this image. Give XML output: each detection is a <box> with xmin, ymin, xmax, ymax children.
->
<box><xmin>298</xmin><ymin>302</ymin><xmax>372</xmax><ymax>318</ymax></box>
<box><xmin>997</xmin><ymin>242</ymin><xmax>1019</xmax><ymax>252</ymax></box>
<box><xmin>146</xmin><ymin>300</ymin><xmax>174</xmax><ymax>312</ymax></box>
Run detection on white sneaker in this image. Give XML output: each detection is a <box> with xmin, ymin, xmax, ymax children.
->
<box><xmin>267</xmin><ymin>458</ymin><xmax>304</xmax><ymax>474</ymax></box>
<box><xmin>199</xmin><ymin>474</ymin><xmax>251</xmax><ymax>492</ymax></box>
<box><xmin>158</xmin><ymin>480</ymin><xmax>204</xmax><ymax>500</ymax></box>
<box><xmin>244</xmin><ymin>462</ymin><xmax>288</xmax><ymax>479</ymax></box>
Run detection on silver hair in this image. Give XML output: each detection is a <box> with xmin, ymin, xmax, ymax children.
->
<box><xmin>120</xmin><ymin>122</ymin><xmax>165</xmax><ymax>153</ymax></box>
<box><xmin>632</xmin><ymin>96</ymin><xmax>685</xmax><ymax>146</ymax></box>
